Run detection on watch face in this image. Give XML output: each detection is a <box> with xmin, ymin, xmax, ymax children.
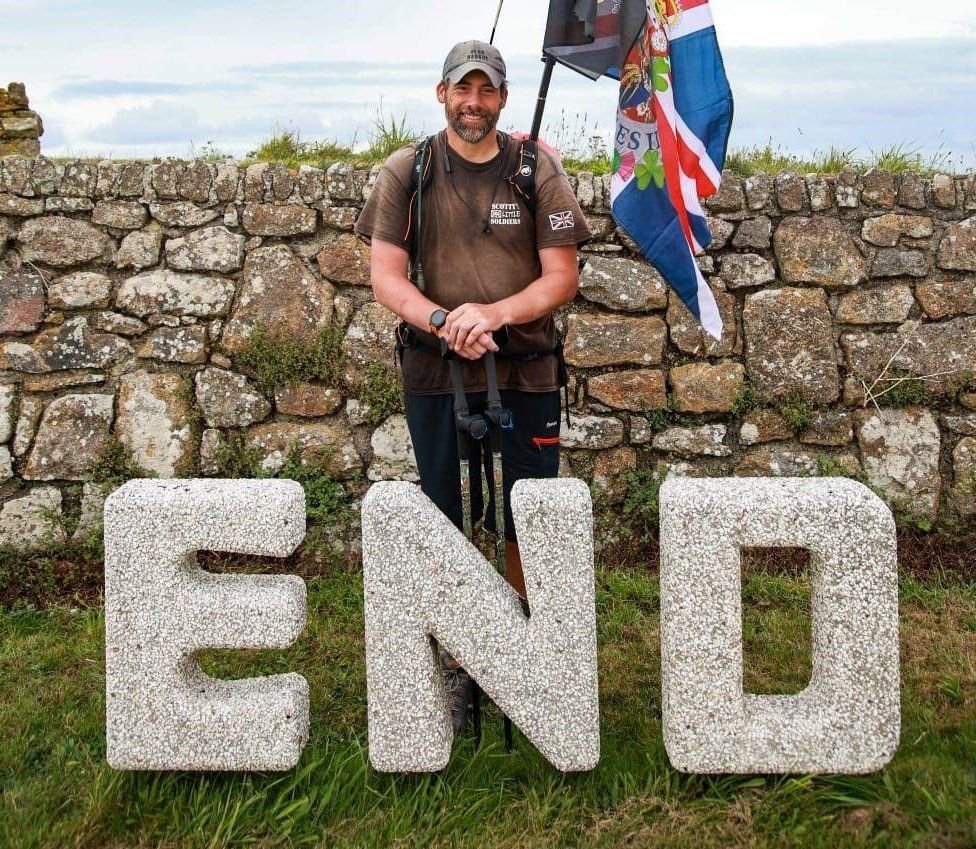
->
<box><xmin>430</xmin><ymin>309</ymin><xmax>448</xmax><ymax>329</ymax></box>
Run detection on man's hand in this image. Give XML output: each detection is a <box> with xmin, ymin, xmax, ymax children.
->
<box><xmin>443</xmin><ymin>303</ymin><xmax>504</xmax><ymax>358</ymax></box>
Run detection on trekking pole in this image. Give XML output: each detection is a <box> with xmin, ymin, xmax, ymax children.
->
<box><xmin>483</xmin><ymin>344</ymin><xmax>517</xmax><ymax>752</ymax></box>
<box><xmin>441</xmin><ymin>337</ymin><xmax>488</xmax><ymax>746</ymax></box>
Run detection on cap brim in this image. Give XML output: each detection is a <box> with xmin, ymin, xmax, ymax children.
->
<box><xmin>446</xmin><ymin>61</ymin><xmax>504</xmax><ymax>88</ymax></box>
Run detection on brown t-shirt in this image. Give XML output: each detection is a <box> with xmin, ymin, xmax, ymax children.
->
<box><xmin>355</xmin><ymin>130</ymin><xmax>591</xmax><ymax>394</ymax></box>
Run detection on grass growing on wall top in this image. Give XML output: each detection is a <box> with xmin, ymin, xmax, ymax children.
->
<box><xmin>1</xmin><ymin>565</ymin><xmax>974</xmax><ymax>848</ymax></box>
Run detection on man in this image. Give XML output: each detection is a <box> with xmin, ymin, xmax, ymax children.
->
<box><xmin>355</xmin><ymin>39</ymin><xmax>590</xmax><ymax>732</ymax></box>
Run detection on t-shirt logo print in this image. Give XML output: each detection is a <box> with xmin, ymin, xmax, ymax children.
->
<box><xmin>549</xmin><ymin>211</ymin><xmax>575</xmax><ymax>231</ymax></box>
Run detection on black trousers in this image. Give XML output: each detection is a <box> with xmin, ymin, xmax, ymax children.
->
<box><xmin>404</xmin><ymin>390</ymin><xmax>562</xmax><ymax>542</ymax></box>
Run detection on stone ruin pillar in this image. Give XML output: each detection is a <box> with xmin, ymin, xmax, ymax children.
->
<box><xmin>0</xmin><ymin>82</ymin><xmax>43</xmax><ymax>157</ymax></box>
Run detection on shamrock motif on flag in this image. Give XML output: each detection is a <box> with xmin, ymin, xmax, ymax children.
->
<box><xmin>634</xmin><ymin>149</ymin><xmax>665</xmax><ymax>191</ymax></box>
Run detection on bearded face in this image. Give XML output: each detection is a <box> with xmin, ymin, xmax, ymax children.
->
<box><xmin>439</xmin><ymin>72</ymin><xmax>507</xmax><ymax>144</ymax></box>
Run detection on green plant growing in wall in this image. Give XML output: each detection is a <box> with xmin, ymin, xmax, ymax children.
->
<box><xmin>776</xmin><ymin>390</ymin><xmax>815</xmax><ymax>434</ymax></box>
<box><xmin>732</xmin><ymin>379</ymin><xmax>761</xmax><ymax>417</ymax></box>
<box><xmin>88</xmin><ymin>436</ymin><xmax>153</xmax><ymax>489</ymax></box>
<box><xmin>358</xmin><ymin>362</ymin><xmax>404</xmax><ymax>426</ymax></box>
<box><xmin>233</xmin><ymin>322</ymin><xmax>345</xmax><ymax>397</ymax></box>
<box><xmin>620</xmin><ymin>467</ymin><xmax>664</xmax><ymax>544</ymax></box>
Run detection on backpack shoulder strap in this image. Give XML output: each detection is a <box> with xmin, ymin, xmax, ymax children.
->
<box><xmin>404</xmin><ymin>135</ymin><xmax>436</xmax><ymax>251</ymax></box>
<box><xmin>508</xmin><ymin>138</ymin><xmax>538</xmax><ymax>219</ymax></box>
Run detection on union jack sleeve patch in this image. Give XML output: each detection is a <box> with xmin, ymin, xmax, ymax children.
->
<box><xmin>549</xmin><ymin>211</ymin><xmax>576</xmax><ymax>231</ymax></box>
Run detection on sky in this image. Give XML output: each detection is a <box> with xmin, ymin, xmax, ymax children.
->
<box><xmin>2</xmin><ymin>0</ymin><xmax>975</xmax><ymax>168</ymax></box>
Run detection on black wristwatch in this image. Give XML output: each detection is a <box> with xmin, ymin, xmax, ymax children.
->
<box><xmin>428</xmin><ymin>308</ymin><xmax>448</xmax><ymax>335</ymax></box>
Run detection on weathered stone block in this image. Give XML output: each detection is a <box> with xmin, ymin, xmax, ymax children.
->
<box><xmin>659</xmin><ymin>477</ymin><xmax>899</xmax><ymax>774</ymax></box>
<box><xmin>732</xmin><ymin>216</ymin><xmax>772</xmax><ymax>250</ymax></box>
<box><xmin>705</xmin><ymin>170</ymin><xmax>745</xmax><ymax>213</ymax></box>
<box><xmin>117</xmin><ymin>269</ymin><xmax>236</xmax><ymax>319</ymax></box>
<box><xmin>950</xmin><ymin>437</ymin><xmax>976</xmax><ymax>516</ymax></box>
<box><xmin>0</xmin><ymin>268</ymin><xmax>46</xmax><ymax>333</ymax></box>
<box><xmin>717</xmin><ymin>253</ymin><xmax>775</xmax><ymax>292</ymax></box>
<box><xmin>117</xmin><ymin>230</ymin><xmax>163</xmax><ymax>270</ymax></box>
<box><xmin>24</xmin><ymin>393</ymin><xmax>114</xmax><ymax>480</ymax></box>
<box><xmin>669</xmin><ymin>361</ymin><xmax>744</xmax><ymax>414</ymax></box>
<box><xmin>149</xmin><ymin>201</ymin><xmax>219</xmax><ymax>227</ymax></box>
<box><xmin>0</xmin><ymin>384</ymin><xmax>13</xmax><ymax>444</ymax></box>
<box><xmin>860</xmin><ymin>168</ymin><xmax>896</xmax><ymax>207</ymax></box>
<box><xmin>274</xmin><ymin>382</ymin><xmax>343</xmax><ymax>418</ymax></box>
<box><xmin>316</xmin><ymin>233</ymin><xmax>371</xmax><ymax>286</ymax></box>
<box><xmin>915</xmin><ymin>279</ymin><xmax>976</xmax><ymax>319</ymax></box>
<box><xmin>799</xmin><ymin>409</ymin><xmax>853</xmax><ymax>446</ymax></box>
<box><xmin>0</xmin><ymin>486</ymin><xmax>64</xmax><ymax>550</ymax></box>
<box><xmin>368</xmin><ymin>415</ymin><xmax>419</xmax><ymax>482</ymax></box>
<box><xmin>326</xmin><ymin>162</ymin><xmax>368</xmax><ymax>203</ymax></box>
<box><xmin>179</xmin><ymin>161</ymin><xmax>213</xmax><ymax>204</ymax></box>
<box><xmin>855</xmin><ymin>407</ymin><xmax>941</xmax><ymax>520</ymax></box>
<box><xmin>58</xmin><ymin>161</ymin><xmax>96</xmax><ymax>197</ymax></box>
<box><xmin>362</xmin><ymin>479</ymin><xmax>599</xmax><ymax>772</ymax></box>
<box><xmin>744</xmin><ymin>287</ymin><xmax>839</xmax><ymax>404</ymax></box>
<box><xmin>246</xmin><ymin>420</ymin><xmax>362</xmax><ymax>479</ymax></box>
<box><xmin>92</xmin><ymin>200</ymin><xmax>148</xmax><ymax>230</ymax></box>
<box><xmin>774</xmin><ymin>217</ymin><xmax>865</xmax><ymax>289</ymax></box>
<box><xmin>221</xmin><ymin>245</ymin><xmax>335</xmax><ymax>355</ymax></box>
<box><xmin>744</xmin><ymin>173</ymin><xmax>773</xmax><ymax>210</ymax></box>
<box><xmin>897</xmin><ymin>172</ymin><xmax>927</xmax><ymax>209</ymax></box>
<box><xmin>564</xmin><ymin>314</ymin><xmax>666</xmax><ymax>367</ymax></box>
<box><xmin>213</xmin><ymin>162</ymin><xmax>241</xmax><ymax>203</ymax></box>
<box><xmin>835</xmin><ymin>285</ymin><xmax>915</xmax><ymax>325</ymax></box>
<box><xmin>667</xmin><ymin>288</ymin><xmax>737</xmax><ymax>356</ymax></box>
<box><xmin>165</xmin><ymin>225</ymin><xmax>245</xmax><ymax>274</ymax></box>
<box><xmin>774</xmin><ymin>171</ymin><xmax>807</xmax><ymax>212</ymax></box>
<box><xmin>560</xmin><ymin>414</ymin><xmax>624</xmax><ymax>449</ymax></box>
<box><xmin>841</xmin><ymin>316</ymin><xmax>976</xmax><ymax>394</ymax></box>
<box><xmin>578</xmin><ymin>254</ymin><xmax>668</xmax><ymax>311</ymax></box>
<box><xmin>31</xmin><ymin>316</ymin><xmax>133</xmax><ymax>371</ymax></box>
<box><xmin>930</xmin><ymin>174</ymin><xmax>957</xmax><ymax>209</ymax></box>
<box><xmin>151</xmin><ymin>162</ymin><xmax>183</xmax><ymax>199</ymax></box>
<box><xmin>870</xmin><ymin>248</ymin><xmax>929</xmax><ymax>278</ymax></box>
<box><xmin>340</xmin><ymin>301</ymin><xmax>399</xmax><ymax>391</ymax></box>
<box><xmin>739</xmin><ymin>409</ymin><xmax>792</xmax><ymax>446</ymax></box>
<box><xmin>48</xmin><ymin>271</ymin><xmax>112</xmax><ymax>310</ymax></box>
<box><xmin>805</xmin><ymin>174</ymin><xmax>835</xmax><ymax>212</ymax></box>
<box><xmin>104</xmin><ymin>479</ymin><xmax>309</xmax><ymax>771</ymax></box>
<box><xmin>0</xmin><ymin>193</ymin><xmax>44</xmax><ymax>215</ymax></box>
<box><xmin>242</xmin><ymin>203</ymin><xmax>316</xmax><ymax>236</ymax></box>
<box><xmin>195</xmin><ymin>367</ymin><xmax>271</xmax><ymax>428</ymax></box>
<box><xmin>18</xmin><ymin>217</ymin><xmax>113</xmax><ymax>267</ymax></box>
<box><xmin>653</xmin><ymin>424</ymin><xmax>730</xmax><ymax>457</ymax></box>
<box><xmin>116</xmin><ymin>372</ymin><xmax>195</xmax><ymax>478</ymax></box>
<box><xmin>937</xmin><ymin>217</ymin><xmax>976</xmax><ymax>272</ymax></box>
<box><xmin>137</xmin><ymin>326</ymin><xmax>208</xmax><ymax>364</ymax></box>
<box><xmin>587</xmin><ymin>369</ymin><xmax>666</xmax><ymax>411</ymax></box>
<box><xmin>93</xmin><ymin>311</ymin><xmax>147</xmax><ymax>337</ymax></box>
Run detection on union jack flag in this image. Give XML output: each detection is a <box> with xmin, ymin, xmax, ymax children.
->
<box><xmin>544</xmin><ymin>0</ymin><xmax>733</xmax><ymax>340</ymax></box>
<box><xmin>549</xmin><ymin>210</ymin><xmax>577</xmax><ymax>230</ymax></box>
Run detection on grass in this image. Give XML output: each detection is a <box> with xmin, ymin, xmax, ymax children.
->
<box><xmin>244</xmin><ymin>109</ymin><xmax>423</xmax><ymax>171</ymax></box>
<box><xmin>1</xmin><ymin>559</ymin><xmax>974</xmax><ymax>848</ymax></box>
<box><xmin>722</xmin><ymin>139</ymin><xmax>958</xmax><ymax>178</ymax></box>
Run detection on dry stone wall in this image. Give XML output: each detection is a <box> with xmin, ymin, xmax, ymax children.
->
<box><xmin>1</xmin><ymin>152</ymin><xmax>975</xmax><ymax>550</ymax></box>
<box><xmin>0</xmin><ymin>84</ymin><xmax>43</xmax><ymax>157</ymax></box>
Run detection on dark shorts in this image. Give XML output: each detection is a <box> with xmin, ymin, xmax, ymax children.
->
<box><xmin>404</xmin><ymin>390</ymin><xmax>562</xmax><ymax>542</ymax></box>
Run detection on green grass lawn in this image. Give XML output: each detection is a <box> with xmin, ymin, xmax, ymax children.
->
<box><xmin>2</xmin><ymin>563</ymin><xmax>974</xmax><ymax>849</ymax></box>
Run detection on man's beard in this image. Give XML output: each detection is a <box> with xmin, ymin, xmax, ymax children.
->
<box><xmin>447</xmin><ymin>103</ymin><xmax>499</xmax><ymax>143</ymax></box>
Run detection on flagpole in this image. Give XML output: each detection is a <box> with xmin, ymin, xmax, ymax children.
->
<box><xmin>489</xmin><ymin>0</ymin><xmax>504</xmax><ymax>45</ymax></box>
<box><xmin>529</xmin><ymin>55</ymin><xmax>557</xmax><ymax>142</ymax></box>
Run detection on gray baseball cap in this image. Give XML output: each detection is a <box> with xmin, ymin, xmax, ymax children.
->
<box><xmin>442</xmin><ymin>40</ymin><xmax>507</xmax><ymax>88</ymax></box>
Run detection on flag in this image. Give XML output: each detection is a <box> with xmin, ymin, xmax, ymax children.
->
<box><xmin>544</xmin><ymin>0</ymin><xmax>733</xmax><ymax>340</ymax></box>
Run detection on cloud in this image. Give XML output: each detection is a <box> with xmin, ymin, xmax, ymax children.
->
<box><xmin>84</xmin><ymin>99</ymin><xmax>333</xmax><ymax>148</ymax></box>
<box><xmin>53</xmin><ymin>79</ymin><xmax>251</xmax><ymax>99</ymax></box>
